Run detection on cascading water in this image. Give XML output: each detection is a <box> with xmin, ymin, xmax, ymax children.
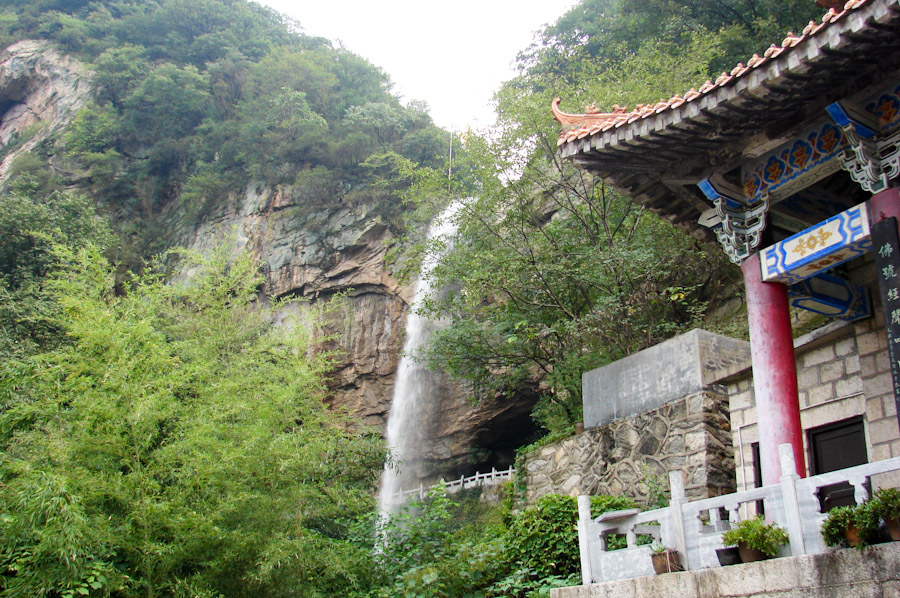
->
<box><xmin>377</xmin><ymin>200</ymin><xmax>463</xmax><ymax>514</ymax></box>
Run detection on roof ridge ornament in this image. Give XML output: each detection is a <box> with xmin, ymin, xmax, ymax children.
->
<box><xmin>551</xmin><ymin>97</ymin><xmax>628</xmax><ymax>129</ymax></box>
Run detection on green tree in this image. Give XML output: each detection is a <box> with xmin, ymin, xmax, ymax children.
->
<box><xmin>91</xmin><ymin>44</ymin><xmax>149</xmax><ymax>107</ymax></box>
<box><xmin>519</xmin><ymin>0</ymin><xmax>820</xmax><ymax>82</ymax></box>
<box><xmin>416</xmin><ymin>5</ymin><xmax>753</xmax><ymax>435</ymax></box>
<box><xmin>122</xmin><ymin>63</ymin><xmax>212</xmax><ymax>145</ymax></box>
<box><xmin>0</xmin><ymin>190</ymin><xmax>113</xmax><ymax>358</ymax></box>
<box><xmin>0</xmin><ymin>243</ymin><xmax>385</xmax><ymax>597</ymax></box>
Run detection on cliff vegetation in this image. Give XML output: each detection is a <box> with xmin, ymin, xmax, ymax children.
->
<box><xmin>0</xmin><ymin>0</ymin><xmax>823</xmax><ymax>596</ymax></box>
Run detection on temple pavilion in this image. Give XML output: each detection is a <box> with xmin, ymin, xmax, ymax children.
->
<box><xmin>554</xmin><ymin>0</ymin><xmax>900</xmax><ymax>490</ymax></box>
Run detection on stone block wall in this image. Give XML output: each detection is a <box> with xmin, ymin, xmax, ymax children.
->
<box><xmin>551</xmin><ymin>541</ymin><xmax>900</xmax><ymax>598</ymax></box>
<box><xmin>724</xmin><ymin>312</ymin><xmax>900</xmax><ymax>493</ymax></box>
<box><xmin>857</xmin><ymin>309</ymin><xmax>900</xmax><ymax>461</ymax></box>
<box><xmin>582</xmin><ymin>329</ymin><xmax>750</xmax><ymax>429</ymax></box>
<box><xmin>521</xmin><ymin>390</ymin><xmax>735</xmax><ymax>504</ymax></box>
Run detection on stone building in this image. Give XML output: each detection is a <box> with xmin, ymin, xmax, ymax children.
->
<box><xmin>552</xmin><ymin>0</ymin><xmax>900</xmax><ymax>497</ymax></box>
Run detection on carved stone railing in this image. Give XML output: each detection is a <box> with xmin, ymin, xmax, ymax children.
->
<box><xmin>392</xmin><ymin>466</ymin><xmax>516</xmax><ymax>503</ymax></box>
<box><xmin>577</xmin><ymin>444</ymin><xmax>900</xmax><ymax>585</ymax></box>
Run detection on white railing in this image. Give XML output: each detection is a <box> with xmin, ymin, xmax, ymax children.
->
<box><xmin>577</xmin><ymin>444</ymin><xmax>900</xmax><ymax>585</ymax></box>
<box><xmin>392</xmin><ymin>466</ymin><xmax>516</xmax><ymax>502</ymax></box>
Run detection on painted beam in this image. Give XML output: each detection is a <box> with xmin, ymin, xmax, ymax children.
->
<box><xmin>760</xmin><ymin>202</ymin><xmax>872</xmax><ymax>285</ymax></box>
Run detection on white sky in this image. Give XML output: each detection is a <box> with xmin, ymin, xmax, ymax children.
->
<box><xmin>257</xmin><ymin>0</ymin><xmax>578</xmax><ymax>132</ymax></box>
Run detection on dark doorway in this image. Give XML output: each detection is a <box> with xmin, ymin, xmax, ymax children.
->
<box><xmin>751</xmin><ymin>442</ymin><xmax>764</xmax><ymax>516</ymax></box>
<box><xmin>808</xmin><ymin>416</ymin><xmax>868</xmax><ymax>511</ymax></box>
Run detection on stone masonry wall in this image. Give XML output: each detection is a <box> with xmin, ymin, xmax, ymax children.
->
<box><xmin>725</xmin><ymin>311</ymin><xmax>900</xmax><ymax>493</ymax></box>
<box><xmin>551</xmin><ymin>541</ymin><xmax>900</xmax><ymax>598</ymax></box>
<box><xmin>522</xmin><ymin>390</ymin><xmax>735</xmax><ymax>504</ymax></box>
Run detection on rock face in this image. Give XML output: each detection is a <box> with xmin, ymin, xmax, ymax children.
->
<box><xmin>0</xmin><ymin>39</ymin><xmax>536</xmax><ymax>487</ymax></box>
<box><xmin>0</xmin><ymin>40</ymin><xmax>92</xmax><ymax>179</ymax></box>
<box><xmin>171</xmin><ymin>185</ymin><xmax>537</xmax><ymax>485</ymax></box>
<box><xmin>173</xmin><ymin>186</ymin><xmax>411</xmax><ymax>428</ymax></box>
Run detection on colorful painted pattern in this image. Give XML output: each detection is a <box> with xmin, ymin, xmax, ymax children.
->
<box><xmin>866</xmin><ymin>83</ymin><xmax>900</xmax><ymax>132</ymax></box>
<box><xmin>787</xmin><ymin>272</ymin><xmax>871</xmax><ymax>321</ymax></box>
<box><xmin>761</xmin><ymin>203</ymin><xmax>872</xmax><ymax>285</ymax></box>
<box><xmin>743</xmin><ymin>122</ymin><xmax>847</xmax><ymax>203</ymax></box>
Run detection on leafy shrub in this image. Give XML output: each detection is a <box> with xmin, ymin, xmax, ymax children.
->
<box><xmin>506</xmin><ymin>494</ymin><xmax>636</xmax><ymax>579</ymax></box>
<box><xmin>869</xmin><ymin>487</ymin><xmax>900</xmax><ymax>522</ymax></box>
<box><xmin>374</xmin><ymin>486</ymin><xmax>511</xmax><ymax>598</ymax></box>
<box><xmin>822</xmin><ymin>493</ymin><xmax>896</xmax><ymax>549</ymax></box>
<box><xmin>721</xmin><ymin>516</ymin><xmax>788</xmax><ymax>556</ymax></box>
<box><xmin>374</xmin><ymin>491</ymin><xmax>636</xmax><ymax>598</ymax></box>
<box><xmin>821</xmin><ymin>505</ymin><xmax>862</xmax><ymax>547</ymax></box>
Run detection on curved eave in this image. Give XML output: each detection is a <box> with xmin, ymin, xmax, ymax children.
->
<box><xmin>564</xmin><ymin>0</ymin><xmax>899</xmax><ymax>158</ymax></box>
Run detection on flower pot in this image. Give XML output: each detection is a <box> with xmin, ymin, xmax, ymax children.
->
<box><xmin>845</xmin><ymin>525</ymin><xmax>861</xmax><ymax>548</ymax></box>
<box><xmin>651</xmin><ymin>549</ymin><xmax>682</xmax><ymax>574</ymax></box>
<box><xmin>737</xmin><ymin>542</ymin><xmax>769</xmax><ymax>563</ymax></box>
<box><xmin>885</xmin><ymin>517</ymin><xmax>900</xmax><ymax>542</ymax></box>
<box><xmin>716</xmin><ymin>546</ymin><xmax>742</xmax><ymax>566</ymax></box>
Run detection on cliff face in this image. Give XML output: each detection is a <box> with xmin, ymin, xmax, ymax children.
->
<box><xmin>174</xmin><ymin>184</ymin><xmax>411</xmax><ymax>429</ymax></box>
<box><xmin>0</xmin><ymin>40</ymin><xmax>92</xmax><ymax>178</ymax></box>
<box><xmin>0</xmin><ymin>41</ymin><xmax>537</xmax><ymax>487</ymax></box>
<box><xmin>173</xmin><ymin>185</ymin><xmax>540</xmax><ymax>482</ymax></box>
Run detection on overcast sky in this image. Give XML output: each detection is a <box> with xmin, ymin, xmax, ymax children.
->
<box><xmin>257</xmin><ymin>0</ymin><xmax>577</xmax><ymax>132</ymax></box>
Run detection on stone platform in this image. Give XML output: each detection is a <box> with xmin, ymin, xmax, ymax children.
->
<box><xmin>550</xmin><ymin>541</ymin><xmax>900</xmax><ymax>598</ymax></box>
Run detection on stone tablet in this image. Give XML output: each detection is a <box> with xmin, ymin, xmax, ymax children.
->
<box><xmin>581</xmin><ymin>329</ymin><xmax>750</xmax><ymax>429</ymax></box>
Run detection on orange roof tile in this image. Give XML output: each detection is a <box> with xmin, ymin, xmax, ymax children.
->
<box><xmin>555</xmin><ymin>0</ymin><xmax>881</xmax><ymax>148</ymax></box>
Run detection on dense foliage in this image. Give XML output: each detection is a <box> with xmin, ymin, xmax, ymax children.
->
<box><xmin>0</xmin><ymin>183</ymin><xmax>114</xmax><ymax>359</ymax></box>
<box><xmin>0</xmin><ymin>243</ymin><xmax>385</xmax><ymax>597</ymax></box>
<box><xmin>416</xmin><ymin>0</ymin><xmax>819</xmax><ymax>434</ymax></box>
<box><xmin>519</xmin><ymin>0</ymin><xmax>820</xmax><ymax>84</ymax></box>
<box><xmin>0</xmin><ymin>0</ymin><xmax>451</xmax><ymax>260</ymax></box>
<box><xmin>374</xmin><ymin>488</ymin><xmax>637</xmax><ymax>598</ymax></box>
<box><xmin>0</xmin><ymin>0</ymin><xmax>836</xmax><ymax>595</ymax></box>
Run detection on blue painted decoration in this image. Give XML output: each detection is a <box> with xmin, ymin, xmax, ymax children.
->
<box><xmin>865</xmin><ymin>83</ymin><xmax>900</xmax><ymax>133</ymax></box>
<box><xmin>788</xmin><ymin>272</ymin><xmax>871</xmax><ymax>321</ymax></box>
<box><xmin>742</xmin><ymin>122</ymin><xmax>846</xmax><ymax>203</ymax></box>
<box><xmin>761</xmin><ymin>202</ymin><xmax>872</xmax><ymax>285</ymax></box>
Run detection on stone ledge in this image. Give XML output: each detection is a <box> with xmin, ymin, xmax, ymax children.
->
<box><xmin>583</xmin><ymin>329</ymin><xmax>750</xmax><ymax>428</ymax></box>
<box><xmin>551</xmin><ymin>542</ymin><xmax>900</xmax><ymax>598</ymax></box>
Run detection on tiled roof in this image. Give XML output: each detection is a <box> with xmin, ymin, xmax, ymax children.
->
<box><xmin>552</xmin><ymin>0</ymin><xmax>900</xmax><ymax>232</ymax></box>
<box><xmin>555</xmin><ymin>0</ymin><xmax>883</xmax><ymax>148</ymax></box>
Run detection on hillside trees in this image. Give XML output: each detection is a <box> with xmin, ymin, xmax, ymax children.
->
<box><xmin>0</xmin><ymin>0</ymin><xmax>451</xmax><ymax>266</ymax></box>
<box><xmin>0</xmin><ymin>242</ymin><xmax>385</xmax><ymax>597</ymax></box>
<box><xmin>0</xmin><ymin>186</ymin><xmax>113</xmax><ymax>358</ymax></box>
<box><xmin>519</xmin><ymin>0</ymin><xmax>821</xmax><ymax>83</ymax></box>
<box><xmin>417</xmin><ymin>1</ymin><xmax>818</xmax><ymax>433</ymax></box>
<box><xmin>420</xmin><ymin>117</ymin><xmax>731</xmax><ymax>432</ymax></box>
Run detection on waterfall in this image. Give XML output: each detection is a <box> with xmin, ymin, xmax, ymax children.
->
<box><xmin>377</xmin><ymin>200</ymin><xmax>462</xmax><ymax>514</ymax></box>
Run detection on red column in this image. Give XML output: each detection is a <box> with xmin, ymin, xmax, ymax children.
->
<box><xmin>741</xmin><ymin>252</ymin><xmax>806</xmax><ymax>485</ymax></box>
<box><xmin>869</xmin><ymin>187</ymin><xmax>900</xmax><ymax>225</ymax></box>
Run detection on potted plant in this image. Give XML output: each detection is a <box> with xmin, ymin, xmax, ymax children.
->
<box><xmin>650</xmin><ymin>543</ymin><xmax>682</xmax><ymax>574</ymax></box>
<box><xmin>721</xmin><ymin>516</ymin><xmax>789</xmax><ymax>562</ymax></box>
<box><xmin>869</xmin><ymin>488</ymin><xmax>900</xmax><ymax>541</ymax></box>
<box><xmin>820</xmin><ymin>503</ymin><xmax>878</xmax><ymax>548</ymax></box>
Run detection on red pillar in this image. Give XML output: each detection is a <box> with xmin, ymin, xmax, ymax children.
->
<box><xmin>869</xmin><ymin>187</ymin><xmax>900</xmax><ymax>225</ymax></box>
<box><xmin>741</xmin><ymin>252</ymin><xmax>806</xmax><ymax>485</ymax></box>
